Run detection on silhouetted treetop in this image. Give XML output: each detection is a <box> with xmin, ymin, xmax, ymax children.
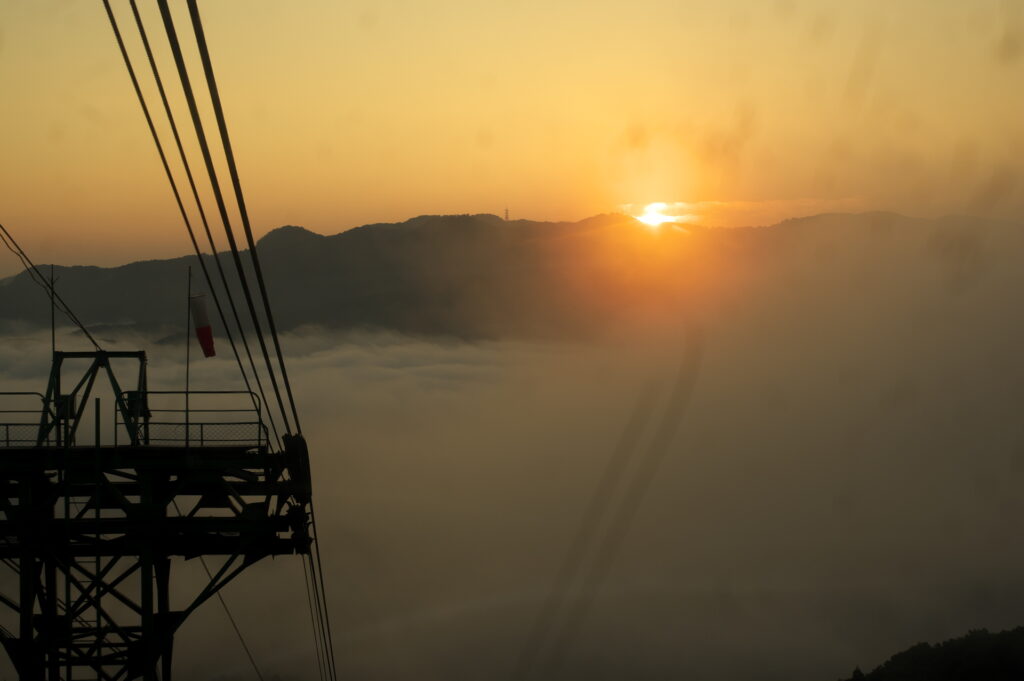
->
<box><xmin>839</xmin><ymin>628</ymin><xmax>1024</xmax><ymax>681</ymax></box>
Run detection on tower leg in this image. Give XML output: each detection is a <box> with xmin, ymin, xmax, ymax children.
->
<box><xmin>18</xmin><ymin>475</ymin><xmax>42</xmax><ymax>681</ymax></box>
<box><xmin>157</xmin><ymin>557</ymin><xmax>172</xmax><ymax>681</ymax></box>
<box><xmin>19</xmin><ymin>553</ymin><xmax>38</xmax><ymax>681</ymax></box>
<box><xmin>44</xmin><ymin>560</ymin><xmax>57</xmax><ymax>681</ymax></box>
<box><xmin>141</xmin><ymin>554</ymin><xmax>155</xmax><ymax>681</ymax></box>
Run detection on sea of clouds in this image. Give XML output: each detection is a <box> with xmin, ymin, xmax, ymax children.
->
<box><xmin>1</xmin><ymin>282</ymin><xmax>1022</xmax><ymax>681</ymax></box>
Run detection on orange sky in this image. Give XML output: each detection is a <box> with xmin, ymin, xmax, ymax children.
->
<box><xmin>1</xmin><ymin>0</ymin><xmax>1022</xmax><ymax>275</ymax></box>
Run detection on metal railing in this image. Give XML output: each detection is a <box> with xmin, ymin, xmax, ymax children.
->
<box><xmin>0</xmin><ymin>392</ymin><xmax>52</xmax><ymax>447</ymax></box>
<box><xmin>115</xmin><ymin>390</ymin><xmax>268</xmax><ymax>449</ymax></box>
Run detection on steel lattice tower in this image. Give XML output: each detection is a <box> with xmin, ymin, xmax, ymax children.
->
<box><xmin>0</xmin><ymin>350</ymin><xmax>312</xmax><ymax>680</ymax></box>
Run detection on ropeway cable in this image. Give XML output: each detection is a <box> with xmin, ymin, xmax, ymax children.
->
<box><xmin>0</xmin><ymin>223</ymin><xmax>101</xmax><ymax>350</ymax></box>
<box><xmin>109</xmin><ymin>3</ymin><xmax>337</xmax><ymax>677</ymax></box>
<box><xmin>125</xmin><ymin>0</ymin><xmax>281</xmax><ymax>449</ymax></box>
<box><xmin>175</xmin><ymin>6</ymin><xmax>339</xmax><ymax>676</ymax></box>
<box><xmin>301</xmin><ymin>553</ymin><xmax>330</xmax><ymax>681</ymax></box>
<box><xmin>171</xmin><ymin>499</ymin><xmax>267</xmax><ymax>681</ymax></box>
<box><xmin>305</xmin><ymin>554</ymin><xmax>334</xmax><ymax>681</ymax></box>
<box><xmin>185</xmin><ymin>0</ymin><xmax>303</xmax><ymax>435</ymax></box>
<box><xmin>155</xmin><ymin>0</ymin><xmax>293</xmax><ymax>437</ymax></box>
<box><xmin>102</xmin><ymin>0</ymin><xmax>278</xmax><ymax>448</ymax></box>
<box><xmin>109</xmin><ymin>0</ymin><xmax>283</xmax><ymax>450</ymax></box>
<box><xmin>307</xmin><ymin>501</ymin><xmax>340</xmax><ymax>681</ymax></box>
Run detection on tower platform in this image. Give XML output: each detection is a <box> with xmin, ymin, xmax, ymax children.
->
<box><xmin>0</xmin><ymin>350</ymin><xmax>312</xmax><ymax>680</ymax></box>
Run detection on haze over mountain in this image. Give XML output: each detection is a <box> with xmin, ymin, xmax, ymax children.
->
<box><xmin>2</xmin><ymin>211</ymin><xmax>1021</xmax><ymax>344</ymax></box>
<box><xmin>2</xmin><ymin>210</ymin><xmax>1024</xmax><ymax>679</ymax></box>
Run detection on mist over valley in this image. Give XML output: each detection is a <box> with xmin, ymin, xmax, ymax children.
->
<box><xmin>2</xmin><ymin>211</ymin><xmax>1022</xmax><ymax>679</ymax></box>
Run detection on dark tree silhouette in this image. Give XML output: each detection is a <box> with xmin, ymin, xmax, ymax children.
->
<box><xmin>839</xmin><ymin>628</ymin><xmax>1024</xmax><ymax>681</ymax></box>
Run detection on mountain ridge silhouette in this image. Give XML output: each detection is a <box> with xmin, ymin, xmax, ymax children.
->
<box><xmin>0</xmin><ymin>211</ymin><xmax>1019</xmax><ymax>340</ymax></box>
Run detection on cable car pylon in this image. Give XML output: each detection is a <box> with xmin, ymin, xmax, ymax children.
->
<box><xmin>0</xmin><ymin>0</ymin><xmax>337</xmax><ymax>676</ymax></box>
<box><xmin>0</xmin><ymin>350</ymin><xmax>313</xmax><ymax>680</ymax></box>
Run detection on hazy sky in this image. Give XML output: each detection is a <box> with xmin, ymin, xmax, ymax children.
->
<box><xmin>1</xmin><ymin>0</ymin><xmax>1022</xmax><ymax>273</ymax></box>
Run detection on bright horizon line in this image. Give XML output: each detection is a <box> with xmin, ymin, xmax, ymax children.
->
<box><xmin>0</xmin><ymin>204</ymin><xmax>997</xmax><ymax>280</ymax></box>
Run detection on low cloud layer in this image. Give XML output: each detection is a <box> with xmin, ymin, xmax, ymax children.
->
<box><xmin>1</xmin><ymin>212</ymin><xmax>1023</xmax><ymax>679</ymax></box>
<box><xmin>2</xmin><ymin>326</ymin><xmax>1022</xmax><ymax>679</ymax></box>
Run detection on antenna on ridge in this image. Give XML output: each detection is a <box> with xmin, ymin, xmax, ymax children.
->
<box><xmin>505</xmin><ymin>206</ymin><xmax>510</xmax><ymax>222</ymax></box>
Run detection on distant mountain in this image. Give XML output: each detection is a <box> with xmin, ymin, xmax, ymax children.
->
<box><xmin>838</xmin><ymin>628</ymin><xmax>1024</xmax><ymax>681</ymax></box>
<box><xmin>0</xmin><ymin>211</ymin><xmax>1021</xmax><ymax>341</ymax></box>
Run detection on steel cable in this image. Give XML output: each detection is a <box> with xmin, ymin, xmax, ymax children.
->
<box><xmin>185</xmin><ymin>0</ymin><xmax>303</xmax><ymax>435</ymax></box>
<box><xmin>0</xmin><ymin>223</ymin><xmax>101</xmax><ymax>350</ymax></box>
<box><xmin>154</xmin><ymin>0</ymin><xmax>292</xmax><ymax>436</ymax></box>
<box><xmin>117</xmin><ymin>0</ymin><xmax>282</xmax><ymax>450</ymax></box>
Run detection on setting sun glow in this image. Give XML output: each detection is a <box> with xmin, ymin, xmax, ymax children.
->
<box><xmin>636</xmin><ymin>202</ymin><xmax>677</xmax><ymax>228</ymax></box>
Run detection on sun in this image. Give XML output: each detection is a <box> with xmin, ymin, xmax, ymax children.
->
<box><xmin>636</xmin><ymin>202</ymin><xmax>675</xmax><ymax>228</ymax></box>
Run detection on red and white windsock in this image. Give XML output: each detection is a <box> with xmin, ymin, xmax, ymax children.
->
<box><xmin>189</xmin><ymin>294</ymin><xmax>216</xmax><ymax>358</ymax></box>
